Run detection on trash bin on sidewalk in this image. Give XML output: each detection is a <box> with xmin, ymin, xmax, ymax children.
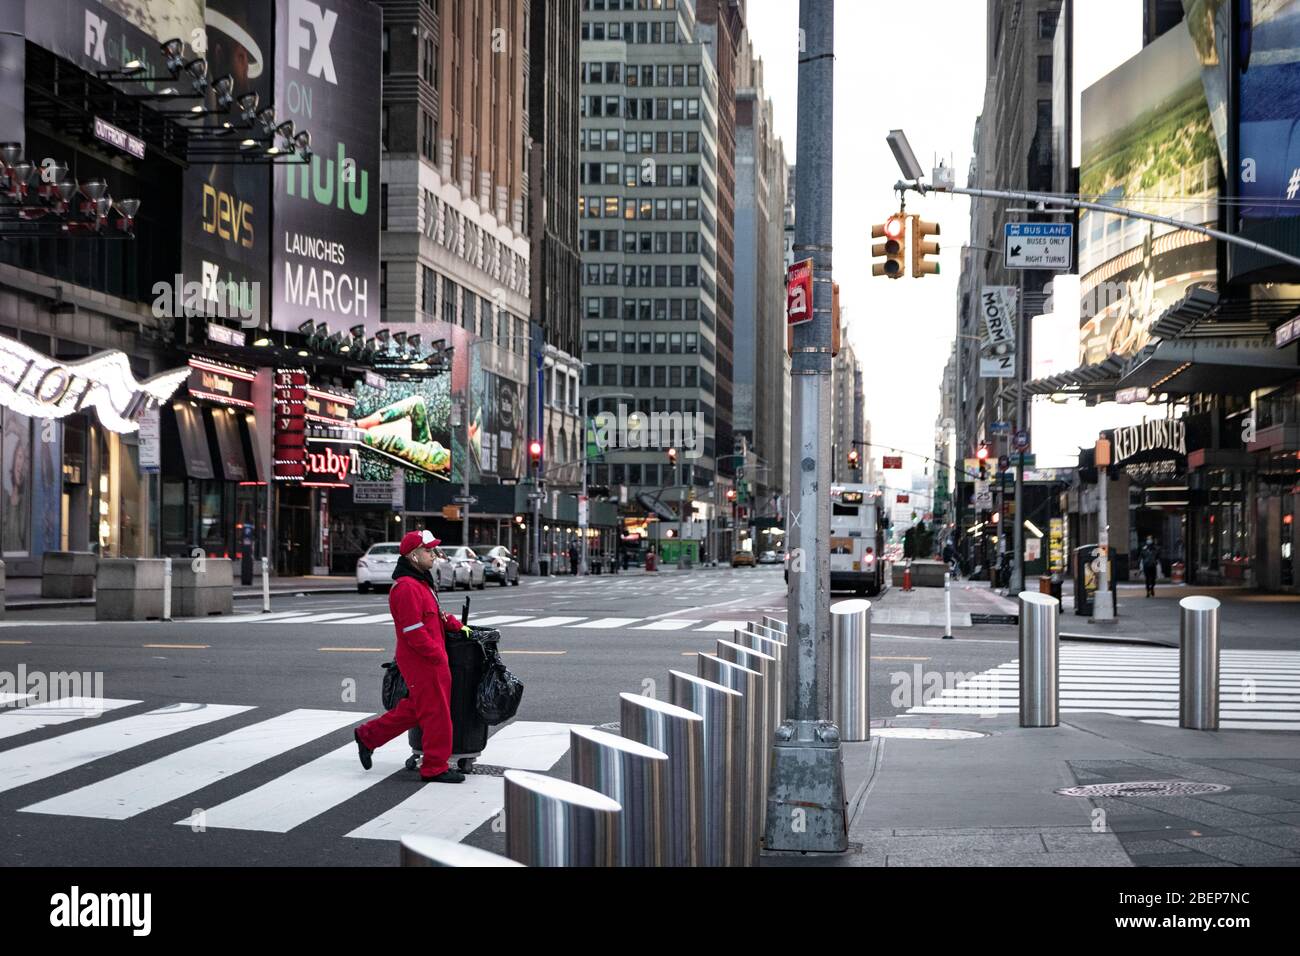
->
<box><xmin>645</xmin><ymin>551</ymin><xmax>657</xmax><ymax>572</ymax></box>
<box><xmin>406</xmin><ymin>627</ymin><xmax>495</xmax><ymax>773</ymax></box>
<box><xmin>539</xmin><ymin>556</ymin><xmax>550</xmax><ymax>576</ymax></box>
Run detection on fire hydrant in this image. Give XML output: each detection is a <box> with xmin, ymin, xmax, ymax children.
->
<box><xmin>902</xmin><ymin>564</ymin><xmax>913</xmax><ymax>592</ymax></box>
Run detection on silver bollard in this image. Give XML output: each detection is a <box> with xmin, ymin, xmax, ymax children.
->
<box><xmin>716</xmin><ymin>640</ymin><xmax>778</xmax><ymax>835</ymax></box>
<box><xmin>669</xmin><ymin>670</ymin><xmax>742</xmax><ymax>867</ymax></box>
<box><xmin>619</xmin><ymin>693</ymin><xmax>705</xmax><ymax>867</ymax></box>
<box><xmin>399</xmin><ymin>834</ymin><xmax>524</xmax><ymax>867</ymax></box>
<box><xmin>697</xmin><ymin>654</ymin><xmax>764</xmax><ymax>866</ymax></box>
<box><xmin>1018</xmin><ymin>591</ymin><xmax>1060</xmax><ymax>727</ymax></box>
<box><xmin>747</xmin><ymin>620</ymin><xmax>787</xmax><ymax>646</ymax></box>
<box><xmin>503</xmin><ymin>769</ymin><xmax>621</xmax><ymax>867</ymax></box>
<box><xmin>162</xmin><ymin>557</ymin><xmax>172</xmax><ymax>622</ymax></box>
<box><xmin>1180</xmin><ymin>595</ymin><xmax>1221</xmax><ymax>731</ymax></box>
<box><xmin>734</xmin><ymin>628</ymin><xmax>784</xmax><ymax>732</ymax></box>
<box><xmin>830</xmin><ymin>599</ymin><xmax>871</xmax><ymax>741</ymax></box>
<box><xmin>261</xmin><ymin>555</ymin><xmax>271</xmax><ymax>613</ymax></box>
<box><xmin>761</xmin><ymin>615</ymin><xmax>788</xmax><ymax>637</ymax></box>
<box><xmin>569</xmin><ymin>726</ymin><xmax>669</xmax><ymax>866</ymax></box>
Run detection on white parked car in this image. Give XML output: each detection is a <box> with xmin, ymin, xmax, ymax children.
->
<box><xmin>445</xmin><ymin>546</ymin><xmax>487</xmax><ymax>590</ymax></box>
<box><xmin>482</xmin><ymin>545</ymin><xmax>521</xmax><ymax>586</ymax></box>
<box><xmin>356</xmin><ymin>543</ymin><xmax>400</xmax><ymax>592</ymax></box>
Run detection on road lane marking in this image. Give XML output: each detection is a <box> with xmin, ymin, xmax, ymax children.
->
<box><xmin>345</xmin><ymin>613</ymin><xmax>394</xmax><ymax>625</ymax></box>
<box><xmin>470</xmin><ymin>615</ymin><xmax>535</xmax><ymax>627</ymax></box>
<box><xmin>248</xmin><ymin>612</ymin><xmax>363</xmax><ymax>624</ymax></box>
<box><xmin>0</xmin><ymin>703</ymin><xmax>252</xmax><ymax>796</ymax></box>
<box><xmin>569</xmin><ymin>617</ymin><xmax>640</xmax><ymax>629</ymax></box>
<box><xmin>190</xmin><ymin>611</ymin><xmax>315</xmax><ymax>625</ymax></box>
<box><xmin>142</xmin><ymin>644</ymin><xmax>210</xmax><ymax>649</ymax></box>
<box><xmin>22</xmin><ymin>708</ymin><xmax>364</xmax><ymax>820</ymax></box>
<box><xmin>477</xmin><ymin>721</ymin><xmax>581</xmax><ymax>770</ymax></box>
<box><xmin>0</xmin><ymin>698</ymin><xmax>141</xmax><ymax>742</ymax></box>
<box><xmin>634</xmin><ymin>620</ymin><xmax>699</xmax><ymax>631</ymax></box>
<box><xmin>176</xmin><ymin>733</ymin><xmax>411</xmax><ymax>834</ymax></box>
<box><xmin>505</xmin><ymin>616</ymin><xmax>586</xmax><ymax>628</ymax></box>
<box><xmin>0</xmin><ymin>640</ymin><xmax>32</xmax><ymax>645</ymax></box>
<box><xmin>346</xmin><ymin>775</ymin><xmax>505</xmax><ymax>843</ymax></box>
<box><xmin>697</xmin><ymin>619</ymin><xmax>754</xmax><ymax>632</ymax></box>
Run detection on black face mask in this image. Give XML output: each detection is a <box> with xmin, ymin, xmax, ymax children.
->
<box><xmin>393</xmin><ymin>554</ymin><xmax>436</xmax><ymax>587</ymax></box>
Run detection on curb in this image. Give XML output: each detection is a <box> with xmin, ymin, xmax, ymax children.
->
<box><xmin>5</xmin><ymin>585</ymin><xmax>362</xmax><ymax>611</ymax></box>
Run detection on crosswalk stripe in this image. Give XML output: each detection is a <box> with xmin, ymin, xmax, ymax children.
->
<box><xmin>1</xmin><ymin>693</ymin><xmax>34</xmax><ymax>705</ymax></box>
<box><xmin>506</xmin><ymin>616</ymin><xmax>586</xmax><ymax>628</ymax></box>
<box><xmin>0</xmin><ymin>703</ymin><xmax>252</xmax><ymax>795</ymax></box>
<box><xmin>569</xmin><ymin>617</ymin><xmax>641</xmax><ymax>629</ymax></box>
<box><xmin>0</xmin><ymin>698</ymin><xmax>141</xmax><ymax>742</ymax></box>
<box><xmin>696</xmin><ymin>619</ymin><xmax>755</xmax><ymax>633</ymax></box>
<box><xmin>21</xmin><ymin>708</ymin><xmax>363</xmax><ymax>820</ymax></box>
<box><xmin>634</xmin><ymin>619</ymin><xmax>699</xmax><ymax>631</ymax></box>
<box><xmin>194</xmin><ymin>611</ymin><xmax>313</xmax><ymax>625</ymax></box>
<box><xmin>250</xmin><ymin>612</ymin><xmax>362</xmax><ymax>624</ymax></box>
<box><xmin>347</xmin><ymin>613</ymin><xmax>395</xmax><ymax>625</ymax></box>
<box><xmin>477</xmin><ymin>721</ymin><xmax>581</xmax><ymax>770</ymax></box>
<box><xmin>469</xmin><ymin>615</ymin><xmax>535</xmax><ymax>627</ymax></box>
<box><xmin>346</xmin><ymin>775</ymin><xmax>504</xmax><ymax>843</ymax></box>
<box><xmin>178</xmin><ymin>739</ymin><xmax>408</xmax><ymax>833</ymax></box>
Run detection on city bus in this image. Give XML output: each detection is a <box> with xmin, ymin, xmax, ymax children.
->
<box><xmin>829</xmin><ymin>483</ymin><xmax>890</xmax><ymax>595</ymax></box>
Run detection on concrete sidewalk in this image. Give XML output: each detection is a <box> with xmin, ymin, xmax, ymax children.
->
<box><xmin>3</xmin><ymin>574</ymin><xmax>359</xmax><ymax>611</ymax></box>
<box><xmin>765</xmin><ymin>713</ymin><xmax>1300</xmax><ymax>868</ymax></box>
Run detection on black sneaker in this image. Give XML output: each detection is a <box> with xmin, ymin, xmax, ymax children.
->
<box><xmin>420</xmin><ymin>768</ymin><xmax>466</xmax><ymax>784</ymax></box>
<box><xmin>354</xmin><ymin>729</ymin><xmax>373</xmax><ymax>770</ymax></box>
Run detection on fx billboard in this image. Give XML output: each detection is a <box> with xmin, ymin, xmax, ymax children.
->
<box><xmin>272</xmin><ymin>0</ymin><xmax>382</xmax><ymax>335</ymax></box>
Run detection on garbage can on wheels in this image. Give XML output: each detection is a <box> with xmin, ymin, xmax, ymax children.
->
<box><xmin>405</xmin><ymin>628</ymin><xmax>496</xmax><ymax>774</ymax></box>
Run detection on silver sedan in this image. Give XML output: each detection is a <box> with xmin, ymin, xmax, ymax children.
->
<box><xmin>445</xmin><ymin>546</ymin><xmax>487</xmax><ymax>590</ymax></box>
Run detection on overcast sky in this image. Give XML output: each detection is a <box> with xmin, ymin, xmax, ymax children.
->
<box><xmin>744</xmin><ymin>0</ymin><xmax>1146</xmax><ymax>487</ymax></box>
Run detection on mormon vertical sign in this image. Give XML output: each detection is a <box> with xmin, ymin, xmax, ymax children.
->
<box><xmin>272</xmin><ymin>0</ymin><xmax>382</xmax><ymax>335</ymax></box>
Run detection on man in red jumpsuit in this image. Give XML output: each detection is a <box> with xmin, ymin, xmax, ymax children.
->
<box><xmin>354</xmin><ymin>529</ymin><xmax>465</xmax><ymax>783</ymax></box>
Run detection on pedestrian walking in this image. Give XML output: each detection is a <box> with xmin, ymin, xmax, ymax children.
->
<box><xmin>1141</xmin><ymin>537</ymin><xmax>1160</xmax><ymax>597</ymax></box>
<box><xmin>353</xmin><ymin>529</ymin><xmax>466</xmax><ymax>783</ymax></box>
<box><xmin>569</xmin><ymin>540</ymin><xmax>580</xmax><ymax>576</ymax></box>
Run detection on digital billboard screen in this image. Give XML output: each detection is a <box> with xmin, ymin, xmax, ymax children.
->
<box><xmin>1238</xmin><ymin>0</ymin><xmax>1300</xmax><ymax>218</ymax></box>
<box><xmin>1078</xmin><ymin>21</ymin><xmax>1220</xmax><ymax>365</ymax></box>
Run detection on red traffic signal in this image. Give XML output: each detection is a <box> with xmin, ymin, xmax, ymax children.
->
<box><xmin>726</xmin><ymin>488</ymin><xmax>737</xmax><ymax>502</ymax></box>
<box><xmin>667</xmin><ymin>447</ymin><xmax>678</xmax><ymax>464</ymax></box>
<box><xmin>529</xmin><ymin>440</ymin><xmax>543</xmax><ymax>461</ymax></box>
<box><xmin>976</xmin><ymin>445</ymin><xmax>990</xmax><ymax>461</ymax></box>
<box><xmin>847</xmin><ymin>449</ymin><xmax>860</xmax><ymax>468</ymax></box>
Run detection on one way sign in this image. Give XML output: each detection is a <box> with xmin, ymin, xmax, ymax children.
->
<box><xmin>1004</xmin><ymin>223</ymin><xmax>1072</xmax><ymax>270</ymax></box>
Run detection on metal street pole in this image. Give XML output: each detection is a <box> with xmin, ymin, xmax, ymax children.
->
<box><xmin>1011</xmin><ymin>271</ymin><xmax>1025</xmax><ymax>593</ymax></box>
<box><xmin>461</xmin><ymin>399</ymin><xmax>471</xmax><ymax>546</ymax></box>
<box><xmin>1093</xmin><ymin>435</ymin><xmax>1115</xmax><ymax>622</ymax></box>
<box><xmin>766</xmin><ymin>0</ymin><xmax>847</xmax><ymax>854</ymax></box>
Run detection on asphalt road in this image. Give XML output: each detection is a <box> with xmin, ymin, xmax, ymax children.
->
<box><xmin>0</xmin><ymin>567</ymin><xmax>1022</xmax><ymax>866</ymax></box>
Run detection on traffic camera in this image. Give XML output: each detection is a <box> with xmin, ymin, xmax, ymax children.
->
<box><xmin>871</xmin><ymin>214</ymin><xmax>906</xmax><ymax>279</ymax></box>
<box><xmin>910</xmin><ymin>216</ymin><xmax>940</xmax><ymax>277</ymax></box>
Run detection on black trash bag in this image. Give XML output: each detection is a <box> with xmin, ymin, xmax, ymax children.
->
<box><xmin>476</xmin><ymin>644</ymin><xmax>524</xmax><ymax>725</ymax></box>
<box><xmin>381</xmin><ymin>659</ymin><xmax>409</xmax><ymax>711</ymax></box>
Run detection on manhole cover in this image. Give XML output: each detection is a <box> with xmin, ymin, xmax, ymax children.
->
<box><xmin>1055</xmin><ymin>781</ymin><xmax>1230</xmax><ymax>798</ymax></box>
<box><xmin>875</xmin><ymin>728</ymin><xmax>986</xmax><ymax>740</ymax></box>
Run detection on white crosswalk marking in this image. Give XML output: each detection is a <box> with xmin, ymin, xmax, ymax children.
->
<box><xmin>507</xmin><ymin>616</ymin><xmax>586</xmax><ymax>628</ymax></box>
<box><xmin>901</xmin><ymin>648</ymin><xmax>1300</xmax><ymax>730</ymax></box>
<box><xmin>346</xmin><ymin>775</ymin><xmax>505</xmax><ymax>843</ymax></box>
<box><xmin>569</xmin><ymin>617</ymin><xmax>641</xmax><ymax>629</ymax></box>
<box><xmin>251</xmin><ymin>612</ymin><xmax>363</xmax><ymax>624</ymax></box>
<box><xmin>470</xmin><ymin>615</ymin><xmax>536</xmax><ymax>627</ymax></box>
<box><xmin>21</xmin><ymin>709</ymin><xmax>364</xmax><ymax>820</ymax></box>
<box><xmin>697</xmin><ymin>619</ymin><xmax>755</xmax><ymax>633</ymax></box>
<box><xmin>1</xmin><ymin>693</ymin><xmax>34</xmax><ymax>705</ymax></box>
<box><xmin>0</xmin><ymin>698</ymin><xmax>140</xmax><ymax>742</ymax></box>
<box><xmin>178</xmin><ymin>738</ymin><xmax>408</xmax><ymax>833</ymax></box>
<box><xmin>0</xmin><ymin>703</ymin><xmax>252</xmax><ymax>795</ymax></box>
<box><xmin>347</xmin><ymin>613</ymin><xmax>395</xmax><ymax>625</ymax></box>
<box><xmin>193</xmin><ymin>611</ymin><xmax>315</xmax><ymax>625</ymax></box>
<box><xmin>634</xmin><ymin>619</ymin><xmax>700</xmax><ymax>631</ymax></box>
<box><xmin>476</xmin><ymin>721</ymin><xmax>580</xmax><ymax>770</ymax></box>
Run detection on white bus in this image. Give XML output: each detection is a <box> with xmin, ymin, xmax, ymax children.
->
<box><xmin>829</xmin><ymin>484</ymin><xmax>890</xmax><ymax>595</ymax></box>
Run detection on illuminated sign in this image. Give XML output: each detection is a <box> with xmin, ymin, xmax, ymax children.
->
<box><xmin>274</xmin><ymin>369</ymin><xmax>309</xmax><ymax>480</ymax></box>
<box><xmin>187</xmin><ymin>358</ymin><xmax>255</xmax><ymax>408</ymax></box>
<box><xmin>0</xmin><ymin>332</ymin><xmax>187</xmax><ymax>433</ymax></box>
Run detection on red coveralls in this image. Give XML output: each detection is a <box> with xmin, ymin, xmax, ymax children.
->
<box><xmin>356</xmin><ymin>575</ymin><xmax>459</xmax><ymax>778</ymax></box>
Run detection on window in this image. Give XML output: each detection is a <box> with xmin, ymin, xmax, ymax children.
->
<box><xmin>669</xmin><ymin>366</ymin><xmax>682</xmax><ymax>387</ymax></box>
<box><xmin>1037</xmin><ymin>55</ymin><xmax>1053</xmax><ymax>83</ymax></box>
<box><xmin>381</xmin><ymin>106</ymin><xmax>390</xmax><ymax>150</ymax></box>
<box><xmin>423</xmin><ymin>38</ymin><xmax>435</xmax><ymax>85</ymax></box>
<box><xmin>380</xmin><ymin>262</ymin><xmax>387</xmax><ymax>309</ymax></box>
<box><xmin>1038</xmin><ymin>10</ymin><xmax>1058</xmax><ymax>39</ymax></box>
<box><xmin>382</xmin><ymin>28</ymin><xmax>390</xmax><ymax>74</ymax></box>
<box><xmin>421</xmin><ymin>265</ymin><xmax>436</xmax><ymax>314</ymax></box>
<box><xmin>684</xmin><ymin>366</ymin><xmax>698</xmax><ymax>387</ymax></box>
<box><xmin>421</xmin><ymin>109</ymin><xmax>434</xmax><ymax>159</ymax></box>
<box><xmin>603</xmin><ymin>330</ymin><xmax>618</xmax><ymax>351</ymax></box>
<box><xmin>654</xmin><ymin>366</ymin><xmax>667</xmax><ymax>388</ymax></box>
<box><xmin>586</xmin><ymin>331</ymin><xmax>600</xmax><ymax>354</ymax></box>
<box><xmin>638</xmin><ymin>365</ymin><xmax>651</xmax><ymax>388</ymax></box>
<box><xmin>380</xmin><ymin>183</ymin><xmax>388</xmax><ymax>230</ymax></box>
<box><xmin>654</xmin><ymin>332</ymin><xmax>667</xmax><ymax>353</ymax></box>
<box><xmin>622</xmin><ymin>365</ymin><xmax>635</xmax><ymax>387</ymax></box>
<box><xmin>669</xmin><ymin>332</ymin><xmax>683</xmax><ymax>353</ymax></box>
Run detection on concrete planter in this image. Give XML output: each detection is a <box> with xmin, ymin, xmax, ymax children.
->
<box><xmin>909</xmin><ymin>560</ymin><xmax>948</xmax><ymax>588</ymax></box>
<box><xmin>42</xmin><ymin>551</ymin><xmax>97</xmax><ymax>598</ymax></box>
<box><xmin>96</xmin><ymin>559</ymin><xmax>167</xmax><ymax>621</ymax></box>
<box><xmin>171</xmin><ymin>558</ymin><xmax>234</xmax><ymax>617</ymax></box>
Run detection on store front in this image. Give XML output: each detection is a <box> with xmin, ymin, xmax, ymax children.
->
<box><xmin>158</xmin><ymin>357</ymin><xmax>267</xmax><ymax>562</ymax></box>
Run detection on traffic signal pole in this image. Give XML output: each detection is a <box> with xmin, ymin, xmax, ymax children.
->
<box><xmin>765</xmin><ymin>0</ymin><xmax>847</xmax><ymax>854</ymax></box>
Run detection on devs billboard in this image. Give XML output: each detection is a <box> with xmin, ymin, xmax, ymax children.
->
<box><xmin>1077</xmin><ymin>21</ymin><xmax>1219</xmax><ymax>365</ymax></box>
<box><xmin>272</xmin><ymin>0</ymin><xmax>382</xmax><ymax>335</ymax></box>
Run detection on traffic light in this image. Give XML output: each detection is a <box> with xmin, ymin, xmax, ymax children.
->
<box><xmin>871</xmin><ymin>214</ymin><xmax>907</xmax><ymax>279</ymax></box>
<box><xmin>848</xmin><ymin>448</ymin><xmax>860</xmax><ymax>470</ymax></box>
<box><xmin>667</xmin><ymin>447</ymin><xmax>678</xmax><ymax>465</ymax></box>
<box><xmin>976</xmin><ymin>443</ymin><xmax>990</xmax><ymax>480</ymax></box>
<box><xmin>726</xmin><ymin>488</ymin><xmax>737</xmax><ymax>502</ymax></box>
<box><xmin>910</xmin><ymin>216</ymin><xmax>940</xmax><ymax>277</ymax></box>
<box><xmin>528</xmin><ymin>439</ymin><xmax>543</xmax><ymax>470</ymax></box>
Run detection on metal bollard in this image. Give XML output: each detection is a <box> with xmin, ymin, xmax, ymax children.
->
<box><xmin>619</xmin><ymin>692</ymin><xmax>705</xmax><ymax>867</ymax></box>
<box><xmin>503</xmin><ymin>769</ymin><xmax>621</xmax><ymax>867</ymax></box>
<box><xmin>761</xmin><ymin>615</ymin><xmax>788</xmax><ymax>637</ymax></box>
<box><xmin>399</xmin><ymin>834</ymin><xmax>524</xmax><ymax>867</ymax></box>
<box><xmin>669</xmin><ymin>670</ymin><xmax>742</xmax><ymax>866</ymax></box>
<box><xmin>696</xmin><ymin>654</ymin><xmax>764</xmax><ymax>866</ymax></box>
<box><xmin>162</xmin><ymin>557</ymin><xmax>172</xmax><ymax>622</ymax></box>
<box><xmin>1018</xmin><ymin>591</ymin><xmax>1059</xmax><ymax>727</ymax></box>
<box><xmin>261</xmin><ymin>556</ymin><xmax>270</xmax><ymax>613</ymax></box>
<box><xmin>943</xmin><ymin>571</ymin><xmax>954</xmax><ymax>640</ymax></box>
<box><xmin>569</xmin><ymin>726</ymin><xmax>669</xmax><ymax>866</ymax></box>
<box><xmin>716</xmin><ymin>640</ymin><xmax>778</xmax><ymax>836</ymax></box>
<box><xmin>1179</xmin><ymin>595</ymin><xmax>1221</xmax><ymax>731</ymax></box>
<box><xmin>734</xmin><ymin>627</ymin><xmax>784</xmax><ymax>730</ymax></box>
<box><xmin>747</xmin><ymin>620</ymin><xmax>787</xmax><ymax>646</ymax></box>
<box><xmin>830</xmin><ymin>599</ymin><xmax>871</xmax><ymax>741</ymax></box>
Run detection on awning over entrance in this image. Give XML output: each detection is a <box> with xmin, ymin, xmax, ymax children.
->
<box><xmin>1117</xmin><ymin>339</ymin><xmax>1300</xmax><ymax>395</ymax></box>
